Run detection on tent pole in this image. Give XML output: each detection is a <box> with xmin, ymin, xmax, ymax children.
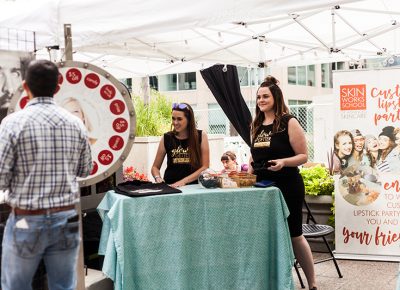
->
<box><xmin>331</xmin><ymin>8</ymin><xmax>336</xmax><ymax>53</ymax></box>
<box><xmin>64</xmin><ymin>24</ymin><xmax>85</xmax><ymax>290</ymax></box>
<box><xmin>338</xmin><ymin>22</ymin><xmax>400</xmax><ymax>50</ymax></box>
<box><xmin>192</xmin><ymin>29</ymin><xmax>254</xmax><ymax>64</ymax></box>
<box><xmin>341</xmin><ymin>7</ymin><xmax>400</xmax><ymax>16</ymax></box>
<box><xmin>64</xmin><ymin>24</ymin><xmax>73</xmax><ymax>61</ymax></box>
<box><xmin>134</xmin><ymin>38</ymin><xmax>179</xmax><ymax>62</ymax></box>
<box><xmin>290</xmin><ymin>14</ymin><xmax>331</xmax><ymax>50</ymax></box>
<box><xmin>335</xmin><ymin>11</ymin><xmax>386</xmax><ymax>54</ymax></box>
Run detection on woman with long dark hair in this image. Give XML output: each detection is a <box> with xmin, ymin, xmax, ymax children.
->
<box><xmin>249</xmin><ymin>76</ymin><xmax>317</xmax><ymax>290</ymax></box>
<box><xmin>151</xmin><ymin>102</ymin><xmax>210</xmax><ymax>187</ymax></box>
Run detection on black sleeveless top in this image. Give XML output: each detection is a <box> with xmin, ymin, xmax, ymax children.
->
<box><xmin>250</xmin><ymin>114</ymin><xmax>299</xmax><ymax>180</ymax></box>
<box><xmin>163</xmin><ymin>130</ymin><xmax>202</xmax><ymax>184</ymax></box>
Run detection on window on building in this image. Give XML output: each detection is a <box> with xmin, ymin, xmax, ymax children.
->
<box><xmin>332</xmin><ymin>61</ymin><xmax>345</xmax><ymax>70</ymax></box>
<box><xmin>365</xmin><ymin>58</ymin><xmax>385</xmax><ymax>69</ymax></box>
<box><xmin>297</xmin><ymin>66</ymin><xmax>306</xmax><ymax>85</ymax></box>
<box><xmin>178</xmin><ymin>72</ymin><xmax>196</xmax><ymax>90</ymax></box>
<box><xmin>149</xmin><ymin>72</ymin><xmax>197</xmax><ymax>91</ymax></box>
<box><xmin>307</xmin><ymin>65</ymin><xmax>315</xmax><ymax>86</ymax></box>
<box><xmin>251</xmin><ymin>67</ymin><xmax>266</xmax><ymax>86</ymax></box>
<box><xmin>119</xmin><ymin>78</ymin><xmax>132</xmax><ymax>92</ymax></box>
<box><xmin>149</xmin><ymin>76</ymin><xmax>158</xmax><ymax>91</ymax></box>
<box><xmin>158</xmin><ymin>74</ymin><xmax>177</xmax><ymax>91</ymax></box>
<box><xmin>321</xmin><ymin>63</ymin><xmax>332</xmax><ymax>88</ymax></box>
<box><xmin>237</xmin><ymin>66</ymin><xmax>267</xmax><ymax>87</ymax></box>
<box><xmin>287</xmin><ymin>65</ymin><xmax>315</xmax><ymax>86</ymax></box>
<box><xmin>208</xmin><ymin>103</ymin><xmax>227</xmax><ymax>135</ymax></box>
<box><xmin>288</xmin><ymin>67</ymin><xmax>296</xmax><ymax>85</ymax></box>
<box><xmin>237</xmin><ymin>67</ymin><xmax>249</xmax><ymax>86</ymax></box>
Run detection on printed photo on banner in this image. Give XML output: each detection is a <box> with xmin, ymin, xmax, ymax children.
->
<box><xmin>0</xmin><ymin>50</ymin><xmax>32</xmax><ymax>121</ymax></box>
<box><xmin>332</xmin><ymin>127</ymin><xmax>400</xmax><ymax>206</ymax></box>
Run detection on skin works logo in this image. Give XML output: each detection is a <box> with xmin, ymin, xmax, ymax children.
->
<box><xmin>340</xmin><ymin>84</ymin><xmax>367</xmax><ymax>110</ymax></box>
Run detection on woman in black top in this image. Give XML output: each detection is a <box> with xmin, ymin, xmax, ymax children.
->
<box><xmin>151</xmin><ymin>102</ymin><xmax>210</xmax><ymax>187</ymax></box>
<box><xmin>249</xmin><ymin>76</ymin><xmax>317</xmax><ymax>290</ymax></box>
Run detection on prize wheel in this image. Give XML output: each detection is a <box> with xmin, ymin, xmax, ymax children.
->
<box><xmin>9</xmin><ymin>61</ymin><xmax>136</xmax><ymax>187</ymax></box>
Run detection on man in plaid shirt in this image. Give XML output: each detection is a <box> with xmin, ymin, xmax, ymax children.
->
<box><xmin>0</xmin><ymin>60</ymin><xmax>92</xmax><ymax>290</ymax></box>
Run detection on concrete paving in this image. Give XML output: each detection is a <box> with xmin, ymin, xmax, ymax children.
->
<box><xmin>85</xmin><ymin>252</ymin><xmax>400</xmax><ymax>290</ymax></box>
<box><xmin>293</xmin><ymin>253</ymin><xmax>400</xmax><ymax>290</ymax></box>
<box><xmin>85</xmin><ymin>268</ymin><xmax>112</xmax><ymax>290</ymax></box>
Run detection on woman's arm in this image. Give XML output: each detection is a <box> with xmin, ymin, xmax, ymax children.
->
<box><xmin>248</xmin><ymin>156</ymin><xmax>254</xmax><ymax>174</ymax></box>
<box><xmin>171</xmin><ymin>131</ymin><xmax>210</xmax><ymax>187</ymax></box>
<box><xmin>269</xmin><ymin>118</ymin><xmax>308</xmax><ymax>171</ymax></box>
<box><xmin>151</xmin><ymin>136</ymin><xmax>167</xmax><ymax>183</ymax></box>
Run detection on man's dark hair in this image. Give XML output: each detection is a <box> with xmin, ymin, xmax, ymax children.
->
<box><xmin>25</xmin><ymin>60</ymin><xmax>59</xmax><ymax>97</ymax></box>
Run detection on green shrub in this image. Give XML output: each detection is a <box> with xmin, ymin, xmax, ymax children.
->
<box><xmin>300</xmin><ymin>165</ymin><xmax>334</xmax><ymax>196</ymax></box>
<box><xmin>300</xmin><ymin>164</ymin><xmax>336</xmax><ymax>227</ymax></box>
<box><xmin>133</xmin><ymin>90</ymin><xmax>172</xmax><ymax>136</ymax></box>
<box><xmin>328</xmin><ymin>192</ymin><xmax>336</xmax><ymax>227</ymax></box>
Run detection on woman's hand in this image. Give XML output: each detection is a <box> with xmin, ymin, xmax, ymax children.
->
<box><xmin>267</xmin><ymin>159</ymin><xmax>285</xmax><ymax>171</ymax></box>
<box><xmin>171</xmin><ymin>180</ymin><xmax>186</xmax><ymax>187</ymax></box>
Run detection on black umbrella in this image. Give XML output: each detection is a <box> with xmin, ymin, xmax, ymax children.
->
<box><xmin>201</xmin><ymin>64</ymin><xmax>253</xmax><ymax>146</ymax></box>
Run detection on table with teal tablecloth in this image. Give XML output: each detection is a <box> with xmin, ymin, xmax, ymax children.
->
<box><xmin>98</xmin><ymin>184</ymin><xmax>295</xmax><ymax>290</ymax></box>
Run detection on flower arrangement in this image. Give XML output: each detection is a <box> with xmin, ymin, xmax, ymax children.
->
<box><xmin>123</xmin><ymin>166</ymin><xmax>149</xmax><ymax>182</ymax></box>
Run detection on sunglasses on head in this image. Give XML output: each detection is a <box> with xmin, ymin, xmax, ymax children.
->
<box><xmin>172</xmin><ymin>103</ymin><xmax>188</xmax><ymax>110</ymax></box>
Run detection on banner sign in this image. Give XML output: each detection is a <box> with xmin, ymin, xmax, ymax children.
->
<box><xmin>9</xmin><ymin>61</ymin><xmax>136</xmax><ymax>186</ymax></box>
<box><xmin>333</xmin><ymin>68</ymin><xmax>400</xmax><ymax>260</ymax></box>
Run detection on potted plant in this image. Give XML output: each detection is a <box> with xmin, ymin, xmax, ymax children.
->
<box><xmin>133</xmin><ymin>90</ymin><xmax>172</xmax><ymax>137</ymax></box>
<box><xmin>300</xmin><ymin>164</ymin><xmax>334</xmax><ymax>197</ymax></box>
<box><xmin>300</xmin><ymin>164</ymin><xmax>335</xmax><ymax>251</ymax></box>
<box><xmin>123</xmin><ymin>91</ymin><xmax>172</xmax><ymax>179</ymax></box>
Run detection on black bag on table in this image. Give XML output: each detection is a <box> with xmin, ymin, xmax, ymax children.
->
<box><xmin>115</xmin><ymin>180</ymin><xmax>182</xmax><ymax>197</ymax></box>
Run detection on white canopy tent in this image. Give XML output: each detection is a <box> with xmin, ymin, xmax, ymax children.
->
<box><xmin>2</xmin><ymin>0</ymin><xmax>400</xmax><ymax>77</ymax></box>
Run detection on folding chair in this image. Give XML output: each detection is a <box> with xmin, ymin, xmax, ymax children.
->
<box><xmin>294</xmin><ymin>200</ymin><xmax>343</xmax><ymax>288</ymax></box>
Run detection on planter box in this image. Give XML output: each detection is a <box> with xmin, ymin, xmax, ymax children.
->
<box><xmin>303</xmin><ymin>195</ymin><xmax>334</xmax><ymax>252</ymax></box>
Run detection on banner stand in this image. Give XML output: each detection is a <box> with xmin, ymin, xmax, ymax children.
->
<box><xmin>335</xmin><ymin>253</ymin><xmax>400</xmax><ymax>262</ymax></box>
<box><xmin>332</xmin><ymin>68</ymin><xmax>400</xmax><ymax>262</ymax></box>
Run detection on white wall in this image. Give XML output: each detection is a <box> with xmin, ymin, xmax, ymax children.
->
<box><xmin>312</xmin><ymin>94</ymin><xmax>334</xmax><ymax>164</ymax></box>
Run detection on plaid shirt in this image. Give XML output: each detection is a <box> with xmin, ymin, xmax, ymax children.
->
<box><xmin>0</xmin><ymin>97</ymin><xmax>92</xmax><ymax>210</ymax></box>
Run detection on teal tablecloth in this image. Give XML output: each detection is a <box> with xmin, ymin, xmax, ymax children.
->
<box><xmin>98</xmin><ymin>184</ymin><xmax>295</xmax><ymax>290</ymax></box>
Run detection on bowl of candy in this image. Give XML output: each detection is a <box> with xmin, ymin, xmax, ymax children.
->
<box><xmin>198</xmin><ymin>168</ymin><xmax>219</xmax><ymax>188</ymax></box>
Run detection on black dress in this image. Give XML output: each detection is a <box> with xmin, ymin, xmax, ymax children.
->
<box><xmin>163</xmin><ymin>130</ymin><xmax>202</xmax><ymax>185</ymax></box>
<box><xmin>250</xmin><ymin>114</ymin><xmax>304</xmax><ymax>237</ymax></box>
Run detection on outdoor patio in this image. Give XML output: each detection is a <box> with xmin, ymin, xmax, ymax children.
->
<box><xmin>293</xmin><ymin>253</ymin><xmax>399</xmax><ymax>290</ymax></box>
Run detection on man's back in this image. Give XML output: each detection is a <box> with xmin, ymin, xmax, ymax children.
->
<box><xmin>0</xmin><ymin>96</ymin><xmax>92</xmax><ymax>210</ymax></box>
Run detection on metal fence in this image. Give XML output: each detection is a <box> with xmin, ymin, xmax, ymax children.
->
<box><xmin>194</xmin><ymin>104</ymin><xmax>315</xmax><ymax>161</ymax></box>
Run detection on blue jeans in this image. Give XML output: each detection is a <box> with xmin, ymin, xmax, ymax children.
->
<box><xmin>1</xmin><ymin>209</ymin><xmax>80</xmax><ymax>290</ymax></box>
